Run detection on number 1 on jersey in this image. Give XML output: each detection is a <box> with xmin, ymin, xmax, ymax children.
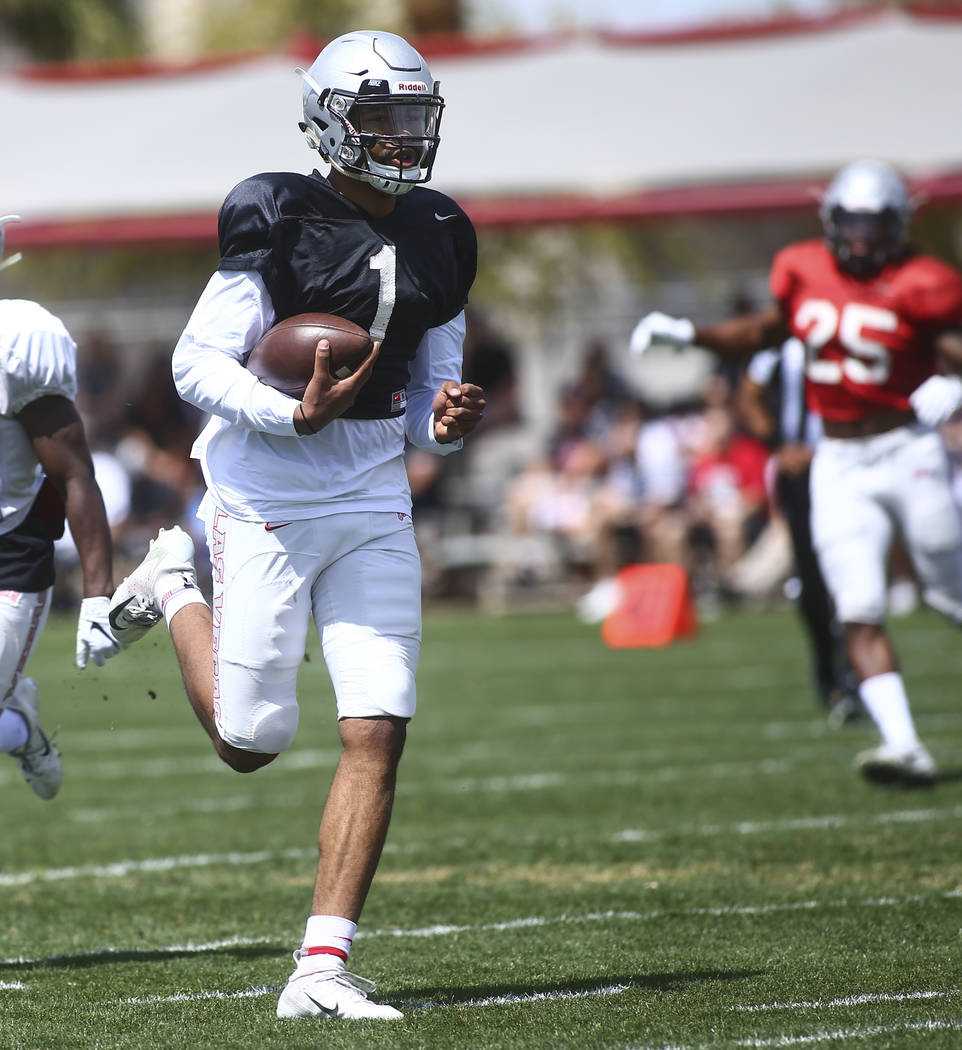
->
<box><xmin>368</xmin><ymin>244</ymin><xmax>397</xmax><ymax>342</ymax></box>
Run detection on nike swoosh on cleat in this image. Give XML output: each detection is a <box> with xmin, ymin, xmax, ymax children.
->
<box><xmin>109</xmin><ymin>597</ymin><xmax>159</xmax><ymax>630</ymax></box>
<box><xmin>264</xmin><ymin>522</ymin><xmax>292</xmax><ymax>532</ymax></box>
<box><xmin>434</xmin><ymin>212</ymin><xmax>457</xmax><ymax>222</ymax></box>
<box><xmin>303</xmin><ymin>993</ymin><xmax>339</xmax><ymax>1018</ymax></box>
<box><xmin>108</xmin><ymin>596</ymin><xmax>137</xmax><ymax>629</ymax></box>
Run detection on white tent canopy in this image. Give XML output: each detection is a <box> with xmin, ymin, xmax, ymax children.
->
<box><xmin>3</xmin><ymin>9</ymin><xmax>962</xmax><ymax>243</ymax></box>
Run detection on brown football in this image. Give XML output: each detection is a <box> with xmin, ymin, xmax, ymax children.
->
<box><xmin>246</xmin><ymin>313</ymin><xmax>374</xmax><ymax>398</ymax></box>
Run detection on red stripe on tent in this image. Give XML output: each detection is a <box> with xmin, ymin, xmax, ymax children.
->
<box><xmin>7</xmin><ymin>172</ymin><xmax>962</xmax><ymax>248</ymax></box>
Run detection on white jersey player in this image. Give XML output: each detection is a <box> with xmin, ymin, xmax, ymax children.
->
<box><xmin>0</xmin><ymin>217</ymin><xmax>122</xmax><ymax>798</ymax></box>
<box><xmin>109</xmin><ymin>31</ymin><xmax>486</xmax><ymax>1021</ymax></box>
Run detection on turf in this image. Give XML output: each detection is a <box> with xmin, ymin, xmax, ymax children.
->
<box><xmin>2</xmin><ymin>603</ymin><xmax>961</xmax><ymax>1049</ymax></box>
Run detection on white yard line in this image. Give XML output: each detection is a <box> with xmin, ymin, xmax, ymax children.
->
<box><xmin>119</xmin><ymin>983</ymin><xmax>281</xmax><ymax>1005</ymax></box>
<box><xmin>115</xmin><ymin>980</ymin><xmax>633</xmax><ymax>1010</ymax></box>
<box><xmin>732</xmin><ymin>989</ymin><xmax>950</xmax><ymax>1011</ymax></box>
<box><xmin>2</xmin><ymin>935</ymin><xmax>274</xmax><ymax>967</ymax></box>
<box><xmin>731</xmin><ymin>1021</ymin><xmax>962</xmax><ymax>1046</ymax></box>
<box><xmin>6</xmin><ymin>896</ymin><xmax>960</xmax><ymax>968</ymax></box>
<box><xmin>611</xmin><ymin>804</ymin><xmax>962</xmax><ymax>843</ymax></box>
<box><xmin>635</xmin><ymin>1020</ymin><xmax>961</xmax><ymax>1050</ymax></box>
<box><xmin>414</xmin><ymin>982</ymin><xmax>631</xmax><ymax>1009</ymax></box>
<box><xmin>0</xmin><ymin>847</ymin><xmax>313</xmax><ymax>888</ymax></box>
<box><xmin>0</xmin><ymin>747</ymin><xmax>342</xmax><ymax>787</ymax></box>
<box><xmin>8</xmin><ymin>801</ymin><xmax>962</xmax><ymax>886</ymax></box>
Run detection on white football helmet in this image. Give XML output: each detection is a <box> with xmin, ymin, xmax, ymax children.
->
<box><xmin>297</xmin><ymin>31</ymin><xmax>443</xmax><ymax>196</ymax></box>
<box><xmin>818</xmin><ymin>160</ymin><xmax>912</xmax><ymax>276</ymax></box>
<box><xmin>0</xmin><ymin>214</ymin><xmax>22</xmax><ymax>271</ymax></box>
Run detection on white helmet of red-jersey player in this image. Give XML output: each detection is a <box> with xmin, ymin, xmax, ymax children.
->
<box><xmin>296</xmin><ymin>31</ymin><xmax>443</xmax><ymax>197</ymax></box>
<box><xmin>0</xmin><ymin>214</ymin><xmax>22</xmax><ymax>271</ymax></box>
<box><xmin>819</xmin><ymin>160</ymin><xmax>912</xmax><ymax>276</ymax></box>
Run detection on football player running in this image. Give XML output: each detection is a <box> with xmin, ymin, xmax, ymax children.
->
<box><xmin>109</xmin><ymin>31</ymin><xmax>484</xmax><ymax>1020</ymax></box>
<box><xmin>0</xmin><ymin>215</ymin><xmax>122</xmax><ymax>799</ymax></box>
<box><xmin>630</xmin><ymin>159</ymin><xmax>962</xmax><ymax>787</ymax></box>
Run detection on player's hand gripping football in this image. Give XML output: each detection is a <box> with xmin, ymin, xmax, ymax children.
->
<box><xmin>295</xmin><ymin>338</ymin><xmax>379</xmax><ymax>435</ymax></box>
<box><xmin>629</xmin><ymin>311</ymin><xmax>696</xmax><ymax>356</ymax></box>
<box><xmin>432</xmin><ymin>381</ymin><xmax>486</xmax><ymax>444</ymax></box>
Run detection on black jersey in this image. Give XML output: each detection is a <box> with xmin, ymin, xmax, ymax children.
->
<box><xmin>217</xmin><ymin>171</ymin><xmax>477</xmax><ymax>420</ymax></box>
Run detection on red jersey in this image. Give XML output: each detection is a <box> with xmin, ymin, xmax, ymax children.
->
<box><xmin>769</xmin><ymin>240</ymin><xmax>962</xmax><ymax>423</ymax></box>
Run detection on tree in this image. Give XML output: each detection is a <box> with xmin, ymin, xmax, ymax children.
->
<box><xmin>0</xmin><ymin>0</ymin><xmax>139</xmax><ymax>62</ymax></box>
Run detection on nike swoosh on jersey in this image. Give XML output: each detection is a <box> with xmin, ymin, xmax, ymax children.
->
<box><xmin>434</xmin><ymin>212</ymin><xmax>458</xmax><ymax>222</ymax></box>
<box><xmin>264</xmin><ymin>522</ymin><xmax>293</xmax><ymax>532</ymax></box>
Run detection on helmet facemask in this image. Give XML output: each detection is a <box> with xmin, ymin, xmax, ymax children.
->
<box><xmin>299</xmin><ymin>71</ymin><xmax>443</xmax><ymax>197</ymax></box>
<box><xmin>818</xmin><ymin>160</ymin><xmax>911</xmax><ymax>278</ymax></box>
<box><xmin>823</xmin><ymin>205</ymin><xmax>906</xmax><ymax>278</ymax></box>
<box><xmin>339</xmin><ymin>85</ymin><xmax>442</xmax><ymax>193</ymax></box>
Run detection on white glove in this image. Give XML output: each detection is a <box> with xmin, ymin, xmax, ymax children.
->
<box><xmin>629</xmin><ymin>311</ymin><xmax>695</xmax><ymax>357</ymax></box>
<box><xmin>909</xmin><ymin>374</ymin><xmax>962</xmax><ymax>427</ymax></box>
<box><xmin>76</xmin><ymin>596</ymin><xmax>122</xmax><ymax>669</ymax></box>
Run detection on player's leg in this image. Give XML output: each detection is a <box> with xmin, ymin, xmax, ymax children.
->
<box><xmin>895</xmin><ymin>427</ymin><xmax>962</xmax><ymax>627</ymax></box>
<box><xmin>277</xmin><ymin>512</ymin><xmax>418</xmax><ymax>1021</ymax></box>
<box><xmin>184</xmin><ymin>509</ymin><xmax>327</xmax><ymax>772</ymax></box>
<box><xmin>0</xmin><ymin>588</ymin><xmax>61</xmax><ymax>798</ymax></box>
<box><xmin>810</xmin><ymin>438</ymin><xmax>933</xmax><ymax>783</ymax></box>
<box><xmin>110</xmin><ymin>513</ymin><xmax>311</xmax><ymax>773</ymax></box>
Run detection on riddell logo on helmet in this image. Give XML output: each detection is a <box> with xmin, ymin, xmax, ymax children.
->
<box><xmin>394</xmin><ymin>81</ymin><xmax>427</xmax><ymax>92</ymax></box>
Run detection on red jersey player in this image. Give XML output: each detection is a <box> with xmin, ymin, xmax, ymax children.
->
<box><xmin>630</xmin><ymin>159</ymin><xmax>962</xmax><ymax>786</ymax></box>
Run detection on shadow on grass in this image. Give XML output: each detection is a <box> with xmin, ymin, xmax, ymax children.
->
<box><xmin>393</xmin><ymin>968</ymin><xmax>763</xmax><ymax>1010</ymax></box>
<box><xmin>0</xmin><ymin>944</ymin><xmax>284</xmax><ymax>972</ymax></box>
<box><xmin>931</xmin><ymin>767</ymin><xmax>962</xmax><ymax>785</ymax></box>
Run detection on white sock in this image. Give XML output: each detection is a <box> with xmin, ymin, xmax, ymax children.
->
<box><xmin>295</xmin><ymin>914</ymin><xmax>357</xmax><ymax>975</ymax></box>
<box><xmin>156</xmin><ymin>571</ymin><xmax>207</xmax><ymax>626</ymax></box>
<box><xmin>0</xmin><ymin>708</ymin><xmax>29</xmax><ymax>752</ymax></box>
<box><xmin>858</xmin><ymin>671</ymin><xmax>920</xmax><ymax>752</ymax></box>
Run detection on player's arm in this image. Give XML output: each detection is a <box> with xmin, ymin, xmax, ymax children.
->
<box><xmin>18</xmin><ymin>396</ymin><xmax>112</xmax><ymax>598</ymax></box>
<box><xmin>18</xmin><ymin>395</ymin><xmax>121</xmax><ymax>668</ymax></box>
<box><xmin>405</xmin><ymin>312</ymin><xmax>486</xmax><ymax>451</ymax></box>
<box><xmin>735</xmin><ymin>371</ymin><xmax>776</xmax><ymax>446</ymax></box>
<box><xmin>173</xmin><ymin>270</ymin><xmax>304</xmax><ymax>436</ymax></box>
<box><xmin>630</xmin><ymin>303</ymin><xmax>789</xmax><ymax>361</ymax></box>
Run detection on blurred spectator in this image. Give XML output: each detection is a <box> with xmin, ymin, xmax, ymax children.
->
<box><xmin>685</xmin><ymin>396</ymin><xmax>770</xmax><ymax>607</ymax></box>
<box><xmin>633</xmin><ymin>402</ymin><xmax>696</xmax><ymax>566</ymax></box>
<box><xmin>74</xmin><ymin>330</ymin><xmax>128</xmax><ymax>447</ymax></box>
<box><xmin>461</xmin><ymin>309</ymin><xmax>519</xmax><ymax>433</ymax></box>
<box><xmin>575</xmin><ymin>338</ymin><xmax>634</xmax><ymax>445</ymax></box>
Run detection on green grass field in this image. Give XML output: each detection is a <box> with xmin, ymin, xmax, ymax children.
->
<box><xmin>3</xmin><ymin>603</ymin><xmax>962</xmax><ymax>1049</ymax></box>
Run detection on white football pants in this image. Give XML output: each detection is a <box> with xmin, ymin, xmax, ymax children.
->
<box><xmin>811</xmin><ymin>424</ymin><xmax>962</xmax><ymax>625</ymax></box>
<box><xmin>202</xmin><ymin>506</ymin><xmax>421</xmax><ymax>754</ymax></box>
<box><xmin>0</xmin><ymin>587</ymin><xmax>51</xmax><ymax>708</ymax></box>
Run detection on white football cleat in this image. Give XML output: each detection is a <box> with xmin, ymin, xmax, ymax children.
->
<box><xmin>109</xmin><ymin>526</ymin><xmax>196</xmax><ymax>644</ymax></box>
<box><xmin>855</xmin><ymin>743</ymin><xmax>937</xmax><ymax>786</ymax></box>
<box><xmin>6</xmin><ymin>677</ymin><xmax>62</xmax><ymax>799</ymax></box>
<box><xmin>277</xmin><ymin>958</ymin><xmax>403</xmax><ymax>1020</ymax></box>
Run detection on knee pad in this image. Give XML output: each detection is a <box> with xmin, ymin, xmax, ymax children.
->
<box><xmin>247</xmin><ymin>702</ymin><xmax>299</xmax><ymax>754</ymax></box>
<box><xmin>213</xmin><ymin>660</ymin><xmax>300</xmax><ymax>754</ymax></box>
